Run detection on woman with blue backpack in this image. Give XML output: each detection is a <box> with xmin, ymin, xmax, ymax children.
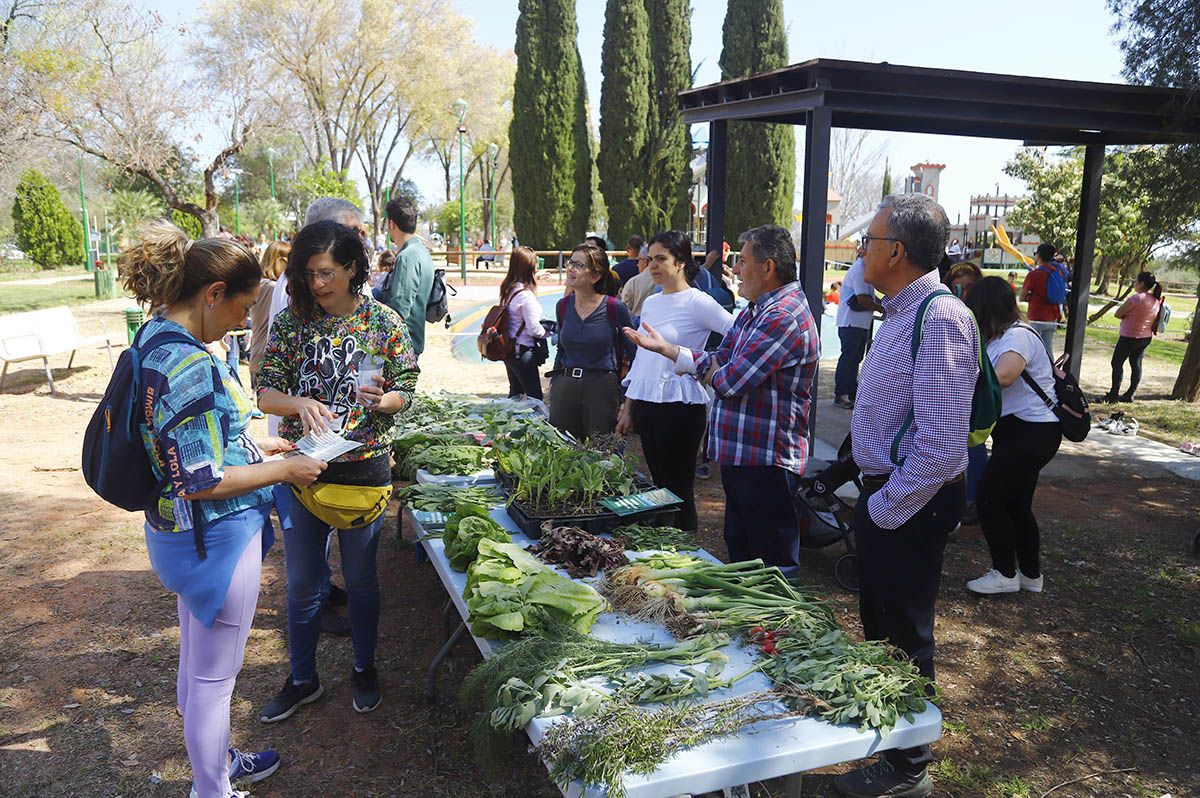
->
<box><xmin>119</xmin><ymin>223</ymin><xmax>327</xmax><ymax>798</ymax></box>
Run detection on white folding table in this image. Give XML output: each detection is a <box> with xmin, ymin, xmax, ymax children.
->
<box><xmin>408</xmin><ymin>505</ymin><xmax>941</xmax><ymax>798</ymax></box>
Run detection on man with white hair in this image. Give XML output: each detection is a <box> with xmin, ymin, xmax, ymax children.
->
<box><xmin>837</xmin><ymin>193</ymin><xmax>979</xmax><ymax>798</ymax></box>
<box><xmin>267</xmin><ymin>198</ymin><xmax>366</xmax><ymax>324</ymax></box>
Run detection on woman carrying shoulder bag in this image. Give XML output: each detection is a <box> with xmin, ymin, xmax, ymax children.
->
<box><xmin>615</xmin><ymin>231</ymin><xmax>733</xmax><ymax>532</ymax></box>
<box><xmin>257</xmin><ymin>221</ymin><xmax>419</xmax><ymax>722</ymax></box>
<box><xmin>549</xmin><ymin>242</ymin><xmax>635</xmax><ymax>440</ymax></box>
<box><xmin>1105</xmin><ymin>270</ymin><xmax>1163</xmax><ymax>403</ymax></box>
<box><xmin>122</xmin><ymin>222</ymin><xmax>326</xmax><ymax>798</ymax></box>
<box><xmin>964</xmin><ymin>277</ymin><xmax>1062</xmax><ymax>596</ymax></box>
<box><xmin>499</xmin><ymin>246</ymin><xmax>548</xmax><ymax>400</ymax></box>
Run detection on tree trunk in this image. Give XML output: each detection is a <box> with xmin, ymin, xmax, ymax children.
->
<box><xmin>1086</xmin><ymin>279</ymin><xmax>1137</xmax><ymax>324</ymax></box>
<box><xmin>1171</xmin><ymin>284</ymin><xmax>1200</xmax><ymax>401</ymax></box>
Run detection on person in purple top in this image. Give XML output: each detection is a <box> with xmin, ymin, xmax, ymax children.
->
<box><xmin>839</xmin><ymin>194</ymin><xmax>979</xmax><ymax>798</ymax></box>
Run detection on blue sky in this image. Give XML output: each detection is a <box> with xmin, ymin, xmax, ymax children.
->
<box><xmin>154</xmin><ymin>0</ymin><xmax>1128</xmax><ymax>223</ymax></box>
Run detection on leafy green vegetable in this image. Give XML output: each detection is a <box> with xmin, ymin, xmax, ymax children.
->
<box><xmin>445</xmin><ymin>515</ymin><xmax>511</xmax><ymax>571</ymax></box>
<box><xmin>395</xmin><ymin>483</ymin><xmax>499</xmax><ymax>513</ymax></box>
<box><xmin>496</xmin><ymin>437</ymin><xmax>637</xmax><ymax>515</ymax></box>
<box><xmin>464</xmin><ymin>538</ymin><xmax>607</xmax><ymax>639</ymax></box>
<box><xmin>612</xmin><ymin>524</ymin><xmax>699</xmax><ymax>552</ymax></box>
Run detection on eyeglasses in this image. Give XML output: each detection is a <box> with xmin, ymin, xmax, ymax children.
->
<box><xmin>304</xmin><ymin>265</ymin><xmax>347</xmax><ymax>284</ymax></box>
<box><xmin>565</xmin><ymin>259</ymin><xmax>591</xmax><ymax>271</ymax></box>
<box><xmin>861</xmin><ymin>234</ymin><xmax>903</xmax><ymax>247</ymax></box>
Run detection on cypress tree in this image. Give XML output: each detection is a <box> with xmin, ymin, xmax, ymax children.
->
<box><xmin>510</xmin><ymin>0</ymin><xmax>591</xmax><ymax>250</ymax></box>
<box><xmin>719</xmin><ymin>0</ymin><xmax>795</xmax><ymax>240</ymax></box>
<box><xmin>881</xmin><ymin>159</ymin><xmax>893</xmax><ymax>198</ymax></box>
<box><xmin>645</xmin><ymin>0</ymin><xmax>693</xmax><ymax>232</ymax></box>
<box><xmin>12</xmin><ymin>169</ymin><xmax>85</xmax><ymax>269</ymax></box>
<box><xmin>598</xmin><ymin>0</ymin><xmax>652</xmax><ymax>243</ymax></box>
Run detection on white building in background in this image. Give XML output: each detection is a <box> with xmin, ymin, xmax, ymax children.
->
<box><xmin>904</xmin><ymin>162</ymin><xmax>946</xmax><ymax>202</ymax></box>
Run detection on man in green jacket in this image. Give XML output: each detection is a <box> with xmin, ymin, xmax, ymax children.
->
<box><xmin>381</xmin><ymin>196</ymin><xmax>435</xmax><ymax>356</ymax></box>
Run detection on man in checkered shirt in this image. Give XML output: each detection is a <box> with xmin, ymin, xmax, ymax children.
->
<box><xmin>625</xmin><ymin>224</ymin><xmax>819</xmax><ymax>577</ymax></box>
<box><xmin>836</xmin><ymin>194</ymin><xmax>979</xmax><ymax>798</ymax></box>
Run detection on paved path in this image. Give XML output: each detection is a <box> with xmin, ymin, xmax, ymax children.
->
<box><xmin>0</xmin><ymin>273</ymin><xmax>93</xmax><ymax>287</ymax></box>
<box><xmin>809</xmin><ymin>361</ymin><xmax>1200</xmax><ymax>483</ymax></box>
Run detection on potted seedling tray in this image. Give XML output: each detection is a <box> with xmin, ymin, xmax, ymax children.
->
<box><xmin>506</xmin><ymin>485</ymin><xmax>680</xmax><ymax>539</ymax></box>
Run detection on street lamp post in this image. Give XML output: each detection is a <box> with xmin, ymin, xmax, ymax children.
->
<box><xmin>453</xmin><ymin>97</ymin><xmax>468</xmax><ymax>281</ymax></box>
<box><xmin>77</xmin><ymin>152</ymin><xmax>91</xmax><ymax>271</ymax></box>
<box><xmin>221</xmin><ymin>167</ymin><xmax>246</xmax><ymax>237</ymax></box>
<box><xmin>486</xmin><ymin>142</ymin><xmax>499</xmax><ymax>248</ymax></box>
<box><xmin>266</xmin><ymin>147</ymin><xmax>277</xmax><ymax>202</ymax></box>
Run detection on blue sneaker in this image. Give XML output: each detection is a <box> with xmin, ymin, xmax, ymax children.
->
<box><xmin>228</xmin><ymin>747</ymin><xmax>280</xmax><ymax>784</ymax></box>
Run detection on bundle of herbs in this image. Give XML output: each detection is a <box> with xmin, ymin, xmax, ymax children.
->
<box><xmin>464</xmin><ymin>538</ymin><xmax>607</xmax><ymax>638</ymax></box>
<box><xmin>612</xmin><ymin>524</ymin><xmax>700</xmax><ymax>552</ymax></box>
<box><xmin>459</xmin><ymin>616</ymin><xmax>730</xmax><ymax>771</ymax></box>
<box><xmin>527</xmin><ymin>523</ymin><xmax>629</xmax><ymax>577</ymax></box>
<box><xmin>753</xmin><ymin>626</ymin><xmax>937</xmax><ymax>736</ymax></box>
<box><xmin>497</xmin><ymin>437</ymin><xmax>636</xmax><ymax>515</ymax></box>
<box><xmin>601</xmin><ymin>553</ymin><xmax>836</xmax><ymax>638</ymax></box>
<box><xmin>403</xmin><ymin>441</ymin><xmax>493</xmax><ymax>478</ymax></box>
<box><xmin>537</xmin><ymin>689</ymin><xmax>820</xmax><ymax>798</ymax></box>
<box><xmin>395</xmin><ymin>483</ymin><xmax>498</xmax><ymax>513</ymax></box>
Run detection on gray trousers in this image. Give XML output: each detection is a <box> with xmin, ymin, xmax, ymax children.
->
<box><xmin>548</xmin><ymin>370</ymin><xmax>621</xmax><ymax>441</ymax></box>
<box><xmin>1028</xmin><ymin>320</ymin><xmax>1057</xmax><ymax>359</ymax></box>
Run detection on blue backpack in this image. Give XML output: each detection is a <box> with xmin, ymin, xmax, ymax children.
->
<box><xmin>82</xmin><ymin>323</ymin><xmax>214</xmax><ymax>558</ymax></box>
<box><xmin>1041</xmin><ymin>264</ymin><xmax>1068</xmax><ymax>306</ymax></box>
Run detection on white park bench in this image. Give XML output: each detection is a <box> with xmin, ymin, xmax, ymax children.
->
<box><xmin>0</xmin><ymin>305</ymin><xmax>116</xmax><ymax>394</ymax></box>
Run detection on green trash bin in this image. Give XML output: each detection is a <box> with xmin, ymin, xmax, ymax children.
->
<box><xmin>124</xmin><ymin>308</ymin><xmax>146</xmax><ymax>345</ymax></box>
<box><xmin>94</xmin><ymin>268</ymin><xmax>118</xmax><ymax>299</ymax></box>
<box><xmin>537</xmin><ymin>256</ymin><xmax>545</xmax><ymax>271</ymax></box>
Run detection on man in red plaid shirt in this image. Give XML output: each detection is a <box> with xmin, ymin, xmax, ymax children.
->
<box><xmin>625</xmin><ymin>224</ymin><xmax>819</xmax><ymax>576</ymax></box>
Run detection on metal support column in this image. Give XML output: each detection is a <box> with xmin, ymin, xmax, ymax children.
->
<box><xmin>800</xmin><ymin>106</ymin><xmax>832</xmax><ymax>330</ymax></box>
<box><xmin>800</xmin><ymin>107</ymin><xmax>832</xmax><ymax>442</ymax></box>
<box><xmin>1063</xmin><ymin>143</ymin><xmax>1104</xmax><ymax>377</ymax></box>
<box><xmin>705</xmin><ymin>120</ymin><xmax>728</xmax><ymax>258</ymax></box>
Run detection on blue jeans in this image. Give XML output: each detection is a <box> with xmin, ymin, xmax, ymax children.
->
<box><xmin>834</xmin><ymin>326</ymin><xmax>870</xmax><ymax>399</ymax></box>
<box><xmin>966</xmin><ymin>443</ymin><xmax>989</xmax><ymax>505</ymax></box>
<box><xmin>283</xmin><ymin>498</ymin><xmax>383</xmax><ymax>680</ymax></box>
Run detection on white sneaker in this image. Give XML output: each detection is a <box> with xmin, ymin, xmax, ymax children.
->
<box><xmin>1019</xmin><ymin>572</ymin><xmax>1044</xmax><ymax>592</ymax></box>
<box><xmin>966</xmin><ymin>569</ymin><xmax>1020</xmax><ymax>594</ymax></box>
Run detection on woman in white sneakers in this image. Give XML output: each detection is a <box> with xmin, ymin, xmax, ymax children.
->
<box><xmin>964</xmin><ymin>277</ymin><xmax>1062</xmax><ymax>595</ymax></box>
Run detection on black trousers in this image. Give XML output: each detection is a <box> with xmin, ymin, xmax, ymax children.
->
<box><xmin>719</xmin><ymin>464</ymin><xmax>802</xmax><ymax>573</ymax></box>
<box><xmin>855</xmin><ymin>478</ymin><xmax>963</xmax><ymax>773</ymax></box>
<box><xmin>631</xmin><ymin>400</ymin><xmax>707</xmax><ymax>531</ymax></box>
<box><xmin>977</xmin><ymin>415</ymin><xmax>1061</xmax><ymax>579</ymax></box>
<box><xmin>503</xmin><ymin>348</ymin><xmax>544</xmax><ymax>400</ymax></box>
<box><xmin>548</xmin><ymin>371</ymin><xmax>621</xmax><ymax>441</ymax></box>
<box><xmin>1110</xmin><ymin>334</ymin><xmax>1152</xmax><ymax>398</ymax></box>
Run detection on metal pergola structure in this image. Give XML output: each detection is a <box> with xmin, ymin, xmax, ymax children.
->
<box><xmin>680</xmin><ymin>58</ymin><xmax>1200</xmax><ymax>382</ymax></box>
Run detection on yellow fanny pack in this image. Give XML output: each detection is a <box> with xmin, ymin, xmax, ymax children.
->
<box><xmin>291</xmin><ymin>482</ymin><xmax>392</xmax><ymax>529</ymax></box>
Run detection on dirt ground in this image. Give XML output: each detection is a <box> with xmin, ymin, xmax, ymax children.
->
<box><xmin>1</xmin><ymin>295</ymin><xmax>1198</xmax><ymax>798</ymax></box>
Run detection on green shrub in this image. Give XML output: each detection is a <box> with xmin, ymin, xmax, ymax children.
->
<box><xmin>12</xmin><ymin>169</ymin><xmax>85</xmax><ymax>269</ymax></box>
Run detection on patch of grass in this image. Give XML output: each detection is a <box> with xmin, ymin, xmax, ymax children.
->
<box><xmin>0</xmin><ymin>281</ymin><xmax>117</xmax><ymax>314</ymax></box>
<box><xmin>931</xmin><ymin>758</ymin><xmax>994</xmax><ymax>796</ymax></box>
<box><xmin>1085</xmin><ymin>325</ymin><xmax>1188</xmax><ymax>367</ymax></box>
<box><xmin>942</xmin><ymin>717</ymin><xmax>970</xmax><ymax>736</ymax></box>
<box><xmin>1176</xmin><ymin>620</ymin><xmax>1200</xmax><ymax>648</ymax></box>
<box><xmin>1017</xmin><ymin>710</ymin><xmax>1055</xmax><ymax>732</ymax></box>
<box><xmin>1093</xmin><ymin>398</ymin><xmax>1200</xmax><ymax>442</ymax></box>
<box><xmin>988</xmin><ymin>775</ymin><xmax>1034</xmax><ymax>798</ymax></box>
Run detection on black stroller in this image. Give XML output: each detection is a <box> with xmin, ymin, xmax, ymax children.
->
<box><xmin>795</xmin><ymin>434</ymin><xmax>861</xmax><ymax>592</ymax></box>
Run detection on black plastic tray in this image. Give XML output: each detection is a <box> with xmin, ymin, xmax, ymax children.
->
<box><xmin>506</xmin><ymin>495</ymin><xmax>679</xmax><ymax>539</ymax></box>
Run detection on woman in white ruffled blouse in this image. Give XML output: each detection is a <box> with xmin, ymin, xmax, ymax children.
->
<box><xmin>616</xmin><ymin>231</ymin><xmax>734</xmax><ymax>531</ymax></box>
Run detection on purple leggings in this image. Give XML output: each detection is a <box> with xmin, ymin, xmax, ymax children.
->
<box><xmin>177</xmin><ymin>531</ymin><xmax>261</xmax><ymax>798</ymax></box>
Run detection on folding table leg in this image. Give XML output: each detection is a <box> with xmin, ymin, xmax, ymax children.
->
<box><xmin>1</xmin><ymin>361</ymin><xmax>8</xmax><ymax>390</ymax></box>
<box><xmin>426</xmin><ymin>619</ymin><xmax>468</xmax><ymax>704</ymax></box>
<box><xmin>442</xmin><ymin>599</ymin><xmax>457</xmax><ymax>640</ymax></box>
<box><xmin>783</xmin><ymin>774</ymin><xmax>803</xmax><ymax>797</ymax></box>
